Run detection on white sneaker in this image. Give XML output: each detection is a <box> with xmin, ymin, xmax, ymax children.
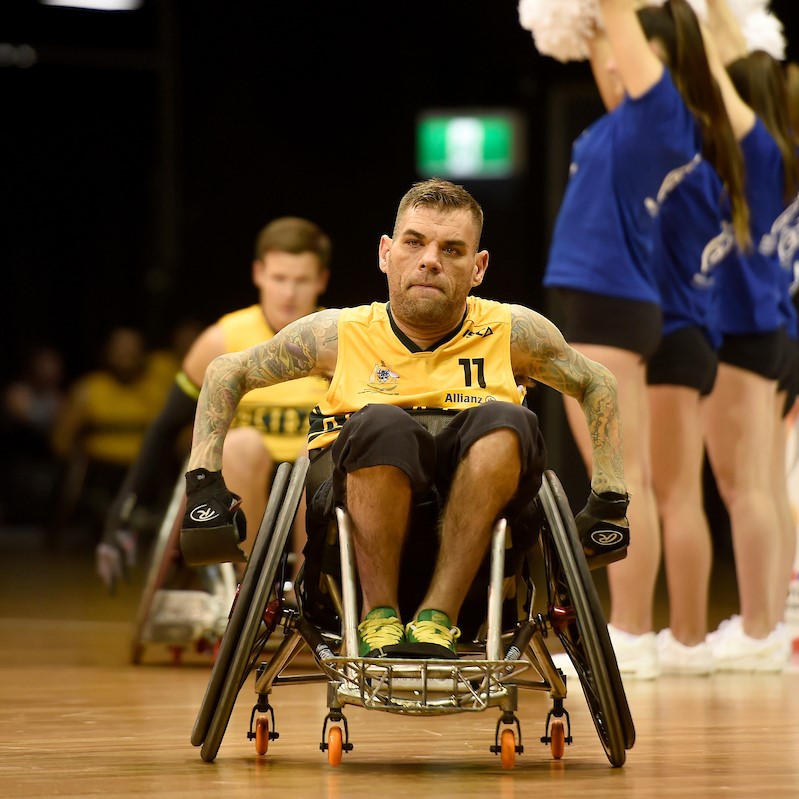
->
<box><xmin>706</xmin><ymin>615</ymin><xmax>742</xmax><ymax>647</ymax></box>
<box><xmin>786</xmin><ymin>576</ymin><xmax>799</xmax><ymax>651</ymax></box>
<box><xmin>606</xmin><ymin>624</ymin><xmax>659</xmax><ymax>680</ymax></box>
<box><xmin>656</xmin><ymin>628</ymin><xmax>714</xmax><ymax>676</ymax></box>
<box><xmin>709</xmin><ymin>620</ymin><xmax>790</xmax><ymax>673</ymax></box>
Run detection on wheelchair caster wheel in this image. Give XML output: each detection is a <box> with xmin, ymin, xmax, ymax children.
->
<box><xmin>254</xmin><ymin>716</ymin><xmax>270</xmax><ymax>756</ymax></box>
<box><xmin>500</xmin><ymin>728</ymin><xmax>516</xmax><ymax>770</ymax></box>
<box><xmin>327</xmin><ymin>726</ymin><xmax>343</xmax><ymax>767</ymax></box>
<box><xmin>550</xmin><ymin>719</ymin><xmax>565</xmax><ymax>760</ymax></box>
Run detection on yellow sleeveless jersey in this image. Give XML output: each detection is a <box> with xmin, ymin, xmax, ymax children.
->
<box><xmin>219</xmin><ymin>305</ymin><xmax>328</xmax><ymax>462</ymax></box>
<box><xmin>76</xmin><ymin>371</ymin><xmax>168</xmax><ymax>465</ymax></box>
<box><xmin>308</xmin><ymin>297</ymin><xmax>522</xmax><ymax>450</ymax></box>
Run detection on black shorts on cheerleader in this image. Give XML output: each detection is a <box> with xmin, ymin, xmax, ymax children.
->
<box><xmin>555</xmin><ymin>288</ymin><xmax>662</xmax><ymax>360</ymax></box>
<box><xmin>718</xmin><ymin>329</ymin><xmax>783</xmax><ymax>381</ymax></box>
<box><xmin>646</xmin><ymin>326</ymin><xmax>718</xmax><ymax>396</ymax></box>
<box><xmin>776</xmin><ymin>327</ymin><xmax>799</xmax><ymax>416</ymax></box>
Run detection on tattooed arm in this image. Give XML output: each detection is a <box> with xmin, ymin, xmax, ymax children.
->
<box><xmin>510</xmin><ymin>305</ymin><xmax>626</xmax><ymax>495</ymax></box>
<box><xmin>187</xmin><ymin>309</ymin><xmax>340</xmax><ymax>471</ymax></box>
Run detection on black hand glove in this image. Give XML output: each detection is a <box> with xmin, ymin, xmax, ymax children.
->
<box><xmin>575</xmin><ymin>490</ymin><xmax>629</xmax><ymax>570</ymax></box>
<box><xmin>182</xmin><ymin>468</ymin><xmax>246</xmax><ymax>542</ymax></box>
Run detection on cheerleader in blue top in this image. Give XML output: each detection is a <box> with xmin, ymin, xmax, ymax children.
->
<box><xmin>542</xmin><ymin>0</ymin><xmax>735</xmax><ymax>679</ymax></box>
<box><xmin>646</xmin><ymin>145</ymin><xmax>748</xmax><ymax>674</ymax></box>
<box><xmin>702</xmin><ymin>0</ymin><xmax>799</xmax><ymax>671</ymax></box>
<box><xmin>774</xmin><ymin>184</ymin><xmax>799</xmax><ymax>629</ymax></box>
<box><xmin>783</xmin><ymin>59</ymin><xmax>799</xmax><ymax>644</ymax></box>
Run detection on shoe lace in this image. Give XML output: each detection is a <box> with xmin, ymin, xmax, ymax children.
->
<box><xmin>407</xmin><ymin>619</ymin><xmax>462</xmax><ymax>648</ymax></box>
<box><xmin>357</xmin><ymin>616</ymin><xmax>404</xmax><ymax>649</ymax></box>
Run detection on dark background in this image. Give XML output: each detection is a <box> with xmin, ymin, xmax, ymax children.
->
<box><xmin>2</xmin><ymin>0</ymin><xmax>798</xmax><ymax>499</ymax></box>
<box><xmin>9</xmin><ymin>0</ymin><xmax>797</xmax><ymax>377</ymax></box>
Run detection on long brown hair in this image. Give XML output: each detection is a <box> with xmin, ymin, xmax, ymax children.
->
<box><xmin>638</xmin><ymin>0</ymin><xmax>750</xmax><ymax>250</ymax></box>
<box><xmin>728</xmin><ymin>51</ymin><xmax>799</xmax><ymax>204</ymax></box>
<box><xmin>787</xmin><ymin>62</ymin><xmax>799</xmax><ymax>147</ymax></box>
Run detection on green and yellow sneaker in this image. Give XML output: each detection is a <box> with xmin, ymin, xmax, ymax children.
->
<box><xmin>357</xmin><ymin>606</ymin><xmax>405</xmax><ymax>657</ymax></box>
<box><xmin>405</xmin><ymin>609</ymin><xmax>461</xmax><ymax>658</ymax></box>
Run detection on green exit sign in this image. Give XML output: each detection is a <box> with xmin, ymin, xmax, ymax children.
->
<box><xmin>416</xmin><ymin>110</ymin><xmax>525</xmax><ymax>179</ymax></box>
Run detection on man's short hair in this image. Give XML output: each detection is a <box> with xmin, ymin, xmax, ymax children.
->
<box><xmin>393</xmin><ymin>178</ymin><xmax>484</xmax><ymax>249</ymax></box>
<box><xmin>255</xmin><ymin>216</ymin><xmax>332</xmax><ymax>269</ymax></box>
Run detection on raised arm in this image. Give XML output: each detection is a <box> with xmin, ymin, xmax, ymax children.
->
<box><xmin>510</xmin><ymin>305</ymin><xmax>626</xmax><ymax>496</ymax></box>
<box><xmin>702</xmin><ymin>0</ymin><xmax>756</xmax><ymax>140</ymax></box>
<box><xmin>704</xmin><ymin>0</ymin><xmax>747</xmax><ymax>66</ymax></box>
<box><xmin>187</xmin><ymin>308</ymin><xmax>339</xmax><ymax>471</ymax></box>
<box><xmin>597</xmin><ymin>0</ymin><xmax>664</xmax><ymax>100</ymax></box>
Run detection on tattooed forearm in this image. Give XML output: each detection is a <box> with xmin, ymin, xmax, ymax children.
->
<box><xmin>511</xmin><ymin>306</ymin><xmax>626</xmax><ymax>494</ymax></box>
<box><xmin>188</xmin><ymin>352</ymin><xmax>252</xmax><ymax>469</ymax></box>
<box><xmin>580</xmin><ymin>373</ymin><xmax>626</xmax><ymax>494</ymax></box>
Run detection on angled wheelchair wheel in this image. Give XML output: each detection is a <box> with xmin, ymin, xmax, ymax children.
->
<box><xmin>189</xmin><ymin>460</ymin><xmax>299</xmax><ymax>753</ymax></box>
<box><xmin>198</xmin><ymin>456</ymin><xmax>309</xmax><ymax>762</ymax></box>
<box><xmin>130</xmin><ymin>468</ymin><xmax>187</xmax><ymax>664</ymax></box>
<box><xmin>537</xmin><ymin>470</ymin><xmax>635</xmax><ymax>767</ymax></box>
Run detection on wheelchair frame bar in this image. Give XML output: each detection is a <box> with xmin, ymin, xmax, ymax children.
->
<box><xmin>487</xmin><ymin>518</ymin><xmax>507</xmax><ymax>661</ymax></box>
<box><xmin>335</xmin><ymin>506</ymin><xmax>360</xmax><ymax>659</ymax></box>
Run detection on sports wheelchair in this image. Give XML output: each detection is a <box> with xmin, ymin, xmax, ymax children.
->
<box><xmin>186</xmin><ymin>418</ymin><xmax>635</xmax><ymax>770</ymax></box>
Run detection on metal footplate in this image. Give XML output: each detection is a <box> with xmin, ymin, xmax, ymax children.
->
<box><xmin>180</xmin><ymin>524</ymin><xmax>248</xmax><ymax>566</ymax></box>
<box><xmin>322</xmin><ymin>656</ymin><xmax>531</xmax><ymax>714</ymax></box>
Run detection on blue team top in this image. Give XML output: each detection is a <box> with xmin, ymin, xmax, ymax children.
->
<box><xmin>649</xmin><ymin>156</ymin><xmax>729</xmax><ymax>346</ymax></box>
<box><xmin>544</xmin><ymin>70</ymin><xmax>700</xmax><ymax>304</ymax></box>
<box><xmin>709</xmin><ymin>118</ymin><xmax>786</xmax><ymax>336</ymax></box>
<box><xmin>770</xmin><ymin>169</ymin><xmax>799</xmax><ymax>341</ymax></box>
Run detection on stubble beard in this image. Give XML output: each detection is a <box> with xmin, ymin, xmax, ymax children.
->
<box><xmin>391</xmin><ymin>285</ymin><xmax>463</xmax><ymax>330</ymax></box>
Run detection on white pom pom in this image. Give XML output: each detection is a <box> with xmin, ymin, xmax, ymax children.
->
<box><xmin>726</xmin><ymin>0</ymin><xmax>770</xmax><ymax>21</ymax></box>
<box><xmin>741</xmin><ymin>10</ymin><xmax>786</xmax><ymax>60</ymax></box>
<box><xmin>517</xmin><ymin>0</ymin><xmax>600</xmax><ymax>63</ymax></box>
<box><xmin>722</xmin><ymin>0</ymin><xmax>786</xmax><ymax>60</ymax></box>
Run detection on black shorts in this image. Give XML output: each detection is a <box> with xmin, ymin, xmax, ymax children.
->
<box><xmin>555</xmin><ymin>288</ymin><xmax>663</xmax><ymax>360</ymax></box>
<box><xmin>646</xmin><ymin>326</ymin><xmax>719</xmax><ymax>396</ymax></box>
<box><xmin>776</xmin><ymin>328</ymin><xmax>799</xmax><ymax>416</ymax></box>
<box><xmin>718</xmin><ymin>330</ymin><xmax>782</xmax><ymax>380</ymax></box>
<box><xmin>322</xmin><ymin>403</ymin><xmax>546</xmax><ymax>527</ymax></box>
<box><xmin>303</xmin><ymin>403</ymin><xmax>547</xmax><ymax>634</ymax></box>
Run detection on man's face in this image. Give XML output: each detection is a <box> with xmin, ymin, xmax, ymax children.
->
<box><xmin>253</xmin><ymin>251</ymin><xmax>329</xmax><ymax>332</ymax></box>
<box><xmin>379</xmin><ymin>206</ymin><xmax>488</xmax><ymax>329</ymax></box>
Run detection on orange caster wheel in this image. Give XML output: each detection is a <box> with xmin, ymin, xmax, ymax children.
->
<box><xmin>500</xmin><ymin>728</ymin><xmax>516</xmax><ymax>770</ymax></box>
<box><xmin>327</xmin><ymin>726</ymin><xmax>343</xmax><ymax>767</ymax></box>
<box><xmin>254</xmin><ymin>716</ymin><xmax>270</xmax><ymax>756</ymax></box>
<box><xmin>550</xmin><ymin>719</ymin><xmax>566</xmax><ymax>760</ymax></box>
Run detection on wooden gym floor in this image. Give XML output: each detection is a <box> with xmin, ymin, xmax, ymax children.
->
<box><xmin>1</xmin><ymin>524</ymin><xmax>798</xmax><ymax>799</ymax></box>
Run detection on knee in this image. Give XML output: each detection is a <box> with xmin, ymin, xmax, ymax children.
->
<box><xmin>466</xmin><ymin>403</ymin><xmax>544</xmax><ymax>467</ymax></box>
<box><xmin>223</xmin><ymin>427</ymin><xmax>273</xmax><ymax>476</ymax></box>
<box><xmin>469</xmin><ymin>426</ymin><xmax>521</xmax><ymax>464</ymax></box>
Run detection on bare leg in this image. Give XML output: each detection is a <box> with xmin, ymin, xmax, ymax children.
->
<box><xmin>222</xmin><ymin>426</ymin><xmax>272</xmax><ymax>559</ymax></box>
<box><xmin>564</xmin><ymin>344</ymin><xmax>660</xmax><ymax>635</ymax></box>
<box><xmin>702</xmin><ymin>364</ymin><xmax>780</xmax><ymax>638</ymax></box>
<box><xmin>346</xmin><ymin>465</ymin><xmax>412</xmax><ymax>619</ymax></box>
<box><xmin>772</xmin><ymin>391</ymin><xmax>796</xmax><ymax>622</ymax></box>
<box><xmin>419</xmin><ymin>429</ymin><xmax>521</xmax><ymax>623</ymax></box>
<box><xmin>649</xmin><ymin>384</ymin><xmax>711</xmax><ymax>645</ymax></box>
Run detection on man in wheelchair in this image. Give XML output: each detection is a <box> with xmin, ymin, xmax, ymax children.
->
<box><xmin>181</xmin><ymin>178</ymin><xmax>630</xmax><ymax>661</ymax></box>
